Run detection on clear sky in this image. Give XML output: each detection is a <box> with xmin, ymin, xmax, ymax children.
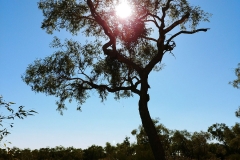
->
<box><xmin>0</xmin><ymin>0</ymin><xmax>239</xmax><ymax>149</ymax></box>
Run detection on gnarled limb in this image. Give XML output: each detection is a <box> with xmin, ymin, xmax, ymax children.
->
<box><xmin>87</xmin><ymin>0</ymin><xmax>143</xmax><ymax>73</ymax></box>
<box><xmin>63</xmin><ymin>76</ymin><xmax>141</xmax><ymax>95</ymax></box>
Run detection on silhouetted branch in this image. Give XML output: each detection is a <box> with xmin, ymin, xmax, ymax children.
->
<box><xmin>166</xmin><ymin>28</ymin><xmax>210</xmax><ymax>46</ymax></box>
<box><xmin>140</xmin><ymin>36</ymin><xmax>158</xmax><ymax>42</ymax></box>
<box><xmin>64</xmin><ymin>77</ymin><xmax>140</xmax><ymax>95</ymax></box>
<box><xmin>164</xmin><ymin>13</ymin><xmax>190</xmax><ymax>34</ymax></box>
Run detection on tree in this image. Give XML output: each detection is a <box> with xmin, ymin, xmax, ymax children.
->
<box><xmin>190</xmin><ymin>131</ymin><xmax>211</xmax><ymax>159</ymax></box>
<box><xmin>83</xmin><ymin>145</ymin><xmax>106</xmax><ymax>160</ymax></box>
<box><xmin>208</xmin><ymin>123</ymin><xmax>240</xmax><ymax>159</ymax></box>
<box><xmin>104</xmin><ymin>142</ymin><xmax>117</xmax><ymax>160</ymax></box>
<box><xmin>170</xmin><ymin>130</ymin><xmax>192</xmax><ymax>158</ymax></box>
<box><xmin>22</xmin><ymin>0</ymin><xmax>211</xmax><ymax>159</ymax></box>
<box><xmin>109</xmin><ymin>137</ymin><xmax>135</xmax><ymax>160</ymax></box>
<box><xmin>0</xmin><ymin>95</ymin><xmax>37</xmax><ymax>144</ymax></box>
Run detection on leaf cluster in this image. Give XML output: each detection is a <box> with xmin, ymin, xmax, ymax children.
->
<box><xmin>230</xmin><ymin>63</ymin><xmax>240</xmax><ymax>89</ymax></box>
<box><xmin>167</xmin><ymin>0</ymin><xmax>211</xmax><ymax>30</ymax></box>
<box><xmin>39</xmin><ymin>0</ymin><xmax>90</xmax><ymax>35</ymax></box>
<box><xmin>0</xmin><ymin>96</ymin><xmax>37</xmax><ymax>142</ymax></box>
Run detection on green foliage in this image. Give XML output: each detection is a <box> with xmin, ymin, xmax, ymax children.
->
<box><xmin>235</xmin><ymin>107</ymin><xmax>240</xmax><ymax>118</ymax></box>
<box><xmin>114</xmin><ymin>137</ymin><xmax>136</xmax><ymax>160</ymax></box>
<box><xmin>190</xmin><ymin>131</ymin><xmax>211</xmax><ymax>159</ymax></box>
<box><xmin>38</xmin><ymin>0</ymin><xmax>89</xmax><ymax>35</ymax></box>
<box><xmin>171</xmin><ymin>130</ymin><xmax>191</xmax><ymax>157</ymax></box>
<box><xmin>208</xmin><ymin>123</ymin><xmax>240</xmax><ymax>159</ymax></box>
<box><xmin>104</xmin><ymin>142</ymin><xmax>117</xmax><ymax>159</ymax></box>
<box><xmin>230</xmin><ymin>63</ymin><xmax>240</xmax><ymax>89</ymax></box>
<box><xmin>1</xmin><ymin>146</ymin><xmax>84</xmax><ymax>160</ymax></box>
<box><xmin>0</xmin><ymin>95</ymin><xmax>37</xmax><ymax>142</ymax></box>
<box><xmin>167</xmin><ymin>0</ymin><xmax>211</xmax><ymax>30</ymax></box>
<box><xmin>130</xmin><ymin>119</ymin><xmax>233</xmax><ymax>160</ymax></box>
<box><xmin>83</xmin><ymin>145</ymin><xmax>105</xmax><ymax>160</ymax></box>
<box><xmin>208</xmin><ymin>123</ymin><xmax>228</xmax><ymax>143</ymax></box>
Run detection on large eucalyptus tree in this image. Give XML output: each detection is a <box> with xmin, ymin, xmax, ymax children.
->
<box><xmin>22</xmin><ymin>0</ymin><xmax>210</xmax><ymax>159</ymax></box>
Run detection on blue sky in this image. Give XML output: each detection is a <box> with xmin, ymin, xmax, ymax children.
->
<box><xmin>0</xmin><ymin>0</ymin><xmax>239</xmax><ymax>149</ymax></box>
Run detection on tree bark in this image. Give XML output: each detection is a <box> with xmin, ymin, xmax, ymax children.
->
<box><xmin>138</xmin><ymin>76</ymin><xmax>166</xmax><ymax>160</ymax></box>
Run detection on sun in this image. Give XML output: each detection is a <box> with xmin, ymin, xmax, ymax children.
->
<box><xmin>115</xmin><ymin>0</ymin><xmax>132</xmax><ymax>19</ymax></box>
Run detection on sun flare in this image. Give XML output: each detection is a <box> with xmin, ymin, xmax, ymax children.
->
<box><xmin>115</xmin><ymin>1</ymin><xmax>132</xmax><ymax>18</ymax></box>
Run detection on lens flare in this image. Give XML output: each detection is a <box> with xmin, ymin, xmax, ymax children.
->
<box><xmin>115</xmin><ymin>1</ymin><xmax>132</xmax><ymax>18</ymax></box>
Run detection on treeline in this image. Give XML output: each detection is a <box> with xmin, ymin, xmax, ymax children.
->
<box><xmin>1</xmin><ymin>120</ymin><xmax>239</xmax><ymax>160</ymax></box>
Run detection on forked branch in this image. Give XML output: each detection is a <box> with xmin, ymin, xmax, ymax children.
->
<box><xmin>166</xmin><ymin>28</ymin><xmax>210</xmax><ymax>46</ymax></box>
<box><xmin>65</xmin><ymin>76</ymin><xmax>141</xmax><ymax>95</ymax></box>
<box><xmin>87</xmin><ymin>0</ymin><xmax>142</xmax><ymax>73</ymax></box>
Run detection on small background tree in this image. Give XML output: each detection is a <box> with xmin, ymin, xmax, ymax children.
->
<box><xmin>0</xmin><ymin>95</ymin><xmax>37</xmax><ymax>152</ymax></box>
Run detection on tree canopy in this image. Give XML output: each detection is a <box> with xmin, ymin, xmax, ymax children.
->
<box><xmin>23</xmin><ymin>0</ymin><xmax>211</xmax><ymax>111</ymax></box>
<box><xmin>22</xmin><ymin>0</ymin><xmax>211</xmax><ymax>159</ymax></box>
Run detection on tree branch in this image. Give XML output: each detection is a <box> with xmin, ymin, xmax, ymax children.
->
<box><xmin>146</xmin><ymin>28</ymin><xmax>209</xmax><ymax>74</ymax></box>
<box><xmin>164</xmin><ymin>12</ymin><xmax>190</xmax><ymax>34</ymax></box>
<box><xmin>73</xmin><ymin>15</ymin><xmax>95</xmax><ymax>22</ymax></box>
<box><xmin>87</xmin><ymin>0</ymin><xmax>116</xmax><ymax>51</ymax></box>
<box><xmin>146</xmin><ymin>13</ymin><xmax>161</xmax><ymax>23</ymax></box>
<box><xmin>157</xmin><ymin>0</ymin><xmax>173</xmax><ymax>53</ymax></box>
<box><xmin>166</xmin><ymin>28</ymin><xmax>210</xmax><ymax>46</ymax></box>
<box><xmin>85</xmin><ymin>80</ymin><xmax>141</xmax><ymax>95</ymax></box>
<box><xmin>145</xmin><ymin>19</ymin><xmax>160</xmax><ymax>29</ymax></box>
<box><xmin>64</xmin><ymin>76</ymin><xmax>141</xmax><ymax>95</ymax></box>
<box><xmin>160</xmin><ymin>0</ymin><xmax>173</xmax><ymax>30</ymax></box>
<box><xmin>140</xmin><ymin>36</ymin><xmax>158</xmax><ymax>42</ymax></box>
<box><xmin>147</xmin><ymin>1</ymin><xmax>174</xmax><ymax>74</ymax></box>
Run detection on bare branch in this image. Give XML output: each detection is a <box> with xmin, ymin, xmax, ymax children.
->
<box><xmin>147</xmin><ymin>13</ymin><xmax>161</xmax><ymax>22</ymax></box>
<box><xmin>164</xmin><ymin>13</ymin><xmax>190</xmax><ymax>34</ymax></box>
<box><xmin>139</xmin><ymin>12</ymin><xmax>160</xmax><ymax>29</ymax></box>
<box><xmin>63</xmin><ymin>76</ymin><xmax>141</xmax><ymax>95</ymax></box>
<box><xmin>140</xmin><ymin>36</ymin><xmax>158</xmax><ymax>42</ymax></box>
<box><xmin>160</xmin><ymin>0</ymin><xmax>173</xmax><ymax>30</ymax></box>
<box><xmin>84</xmin><ymin>79</ymin><xmax>140</xmax><ymax>95</ymax></box>
<box><xmin>146</xmin><ymin>28</ymin><xmax>209</xmax><ymax>74</ymax></box>
<box><xmin>166</xmin><ymin>28</ymin><xmax>210</xmax><ymax>46</ymax></box>
<box><xmin>145</xmin><ymin>19</ymin><xmax>160</xmax><ymax>29</ymax></box>
<box><xmin>157</xmin><ymin>0</ymin><xmax>173</xmax><ymax>54</ymax></box>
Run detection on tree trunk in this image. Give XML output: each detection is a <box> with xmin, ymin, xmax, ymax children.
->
<box><xmin>138</xmin><ymin>77</ymin><xmax>166</xmax><ymax>160</ymax></box>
